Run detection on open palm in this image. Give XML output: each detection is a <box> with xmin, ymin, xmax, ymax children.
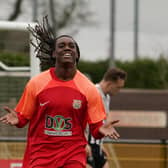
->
<box><xmin>99</xmin><ymin>120</ymin><xmax>120</xmax><ymax>139</ymax></box>
<box><xmin>0</xmin><ymin>106</ymin><xmax>19</xmax><ymax>125</ymax></box>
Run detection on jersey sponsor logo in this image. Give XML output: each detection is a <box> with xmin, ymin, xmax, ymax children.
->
<box><xmin>44</xmin><ymin>130</ymin><xmax>72</xmax><ymax>136</ymax></box>
<box><xmin>72</xmin><ymin>99</ymin><xmax>82</xmax><ymax>109</ymax></box>
<box><xmin>40</xmin><ymin>101</ymin><xmax>50</xmax><ymax>106</ymax></box>
<box><xmin>45</xmin><ymin>115</ymin><xmax>72</xmax><ymax>136</ymax></box>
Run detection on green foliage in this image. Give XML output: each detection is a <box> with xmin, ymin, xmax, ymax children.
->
<box><xmin>1</xmin><ymin>52</ymin><xmax>168</xmax><ymax>89</ymax></box>
<box><xmin>115</xmin><ymin>57</ymin><xmax>168</xmax><ymax>89</ymax></box>
<box><xmin>78</xmin><ymin>60</ymin><xmax>109</xmax><ymax>83</ymax></box>
<box><xmin>0</xmin><ymin>51</ymin><xmax>29</xmax><ymax>66</ymax></box>
<box><xmin>79</xmin><ymin>57</ymin><xmax>168</xmax><ymax>89</ymax></box>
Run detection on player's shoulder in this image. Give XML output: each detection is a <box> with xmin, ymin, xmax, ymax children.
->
<box><xmin>75</xmin><ymin>70</ymin><xmax>99</xmax><ymax>95</ymax></box>
<box><xmin>27</xmin><ymin>69</ymin><xmax>51</xmax><ymax>87</ymax></box>
<box><xmin>76</xmin><ymin>70</ymin><xmax>95</xmax><ymax>87</ymax></box>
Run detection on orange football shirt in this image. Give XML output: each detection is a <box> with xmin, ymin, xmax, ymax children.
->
<box><xmin>15</xmin><ymin>67</ymin><xmax>106</xmax><ymax>167</ymax></box>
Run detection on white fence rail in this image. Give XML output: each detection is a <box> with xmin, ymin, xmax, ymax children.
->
<box><xmin>0</xmin><ymin>21</ymin><xmax>40</xmax><ymax>77</ymax></box>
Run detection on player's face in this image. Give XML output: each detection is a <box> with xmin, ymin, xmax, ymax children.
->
<box><xmin>107</xmin><ymin>79</ymin><xmax>125</xmax><ymax>96</ymax></box>
<box><xmin>53</xmin><ymin>37</ymin><xmax>78</xmax><ymax>65</ymax></box>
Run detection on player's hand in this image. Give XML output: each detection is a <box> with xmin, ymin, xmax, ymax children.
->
<box><xmin>85</xmin><ymin>144</ymin><xmax>92</xmax><ymax>157</ymax></box>
<box><xmin>0</xmin><ymin>106</ymin><xmax>19</xmax><ymax>125</ymax></box>
<box><xmin>99</xmin><ymin>120</ymin><xmax>120</xmax><ymax>139</ymax></box>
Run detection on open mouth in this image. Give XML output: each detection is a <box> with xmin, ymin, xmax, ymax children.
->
<box><xmin>63</xmin><ymin>53</ymin><xmax>72</xmax><ymax>58</ymax></box>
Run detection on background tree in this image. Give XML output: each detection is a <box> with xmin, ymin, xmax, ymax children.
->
<box><xmin>8</xmin><ymin>0</ymin><xmax>23</xmax><ymax>21</ymax></box>
<box><xmin>4</xmin><ymin>0</ymin><xmax>93</xmax><ymax>36</ymax></box>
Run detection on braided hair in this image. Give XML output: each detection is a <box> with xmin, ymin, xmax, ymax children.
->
<box><xmin>28</xmin><ymin>16</ymin><xmax>80</xmax><ymax>70</ymax></box>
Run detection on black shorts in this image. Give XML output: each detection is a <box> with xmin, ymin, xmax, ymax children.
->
<box><xmin>87</xmin><ymin>144</ymin><xmax>107</xmax><ymax>168</ymax></box>
<box><xmin>87</xmin><ymin>155</ymin><xmax>95</xmax><ymax>167</ymax></box>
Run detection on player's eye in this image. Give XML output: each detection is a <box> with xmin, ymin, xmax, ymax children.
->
<box><xmin>69</xmin><ymin>43</ymin><xmax>75</xmax><ymax>48</ymax></box>
<box><xmin>58</xmin><ymin>43</ymin><xmax>65</xmax><ymax>48</ymax></box>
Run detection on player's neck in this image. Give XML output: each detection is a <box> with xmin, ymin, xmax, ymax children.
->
<box><xmin>99</xmin><ymin>81</ymin><xmax>108</xmax><ymax>95</ymax></box>
<box><xmin>55</xmin><ymin>66</ymin><xmax>77</xmax><ymax>81</ymax></box>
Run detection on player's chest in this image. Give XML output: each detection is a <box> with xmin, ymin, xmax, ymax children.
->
<box><xmin>37</xmin><ymin>86</ymin><xmax>87</xmax><ymax>112</ymax></box>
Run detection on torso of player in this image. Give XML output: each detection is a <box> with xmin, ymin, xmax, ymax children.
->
<box><xmin>15</xmin><ymin>68</ymin><xmax>106</xmax><ymax>167</ymax></box>
<box><xmin>30</xmin><ymin>84</ymin><xmax>88</xmax><ymax>141</ymax></box>
<box><xmin>28</xmin><ymin>69</ymin><xmax>88</xmax><ymax>144</ymax></box>
<box><xmin>15</xmin><ymin>67</ymin><xmax>105</xmax><ymax>146</ymax></box>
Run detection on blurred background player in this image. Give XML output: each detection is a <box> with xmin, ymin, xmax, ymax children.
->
<box><xmin>87</xmin><ymin>67</ymin><xmax>127</xmax><ymax>168</ymax></box>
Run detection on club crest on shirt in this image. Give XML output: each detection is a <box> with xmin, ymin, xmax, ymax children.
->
<box><xmin>72</xmin><ymin>99</ymin><xmax>82</xmax><ymax>109</ymax></box>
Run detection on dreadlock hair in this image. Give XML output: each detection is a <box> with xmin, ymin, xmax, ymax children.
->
<box><xmin>27</xmin><ymin>16</ymin><xmax>80</xmax><ymax>71</ymax></box>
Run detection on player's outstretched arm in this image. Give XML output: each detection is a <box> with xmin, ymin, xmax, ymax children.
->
<box><xmin>0</xmin><ymin>106</ymin><xmax>19</xmax><ymax>126</ymax></box>
<box><xmin>99</xmin><ymin>120</ymin><xmax>120</xmax><ymax>140</ymax></box>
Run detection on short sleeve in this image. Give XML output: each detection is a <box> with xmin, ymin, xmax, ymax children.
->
<box><xmin>74</xmin><ymin>70</ymin><xmax>106</xmax><ymax>124</ymax></box>
<box><xmin>86</xmin><ymin>86</ymin><xmax>106</xmax><ymax>124</ymax></box>
<box><xmin>15</xmin><ymin>80</ymin><xmax>37</xmax><ymax>120</ymax></box>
